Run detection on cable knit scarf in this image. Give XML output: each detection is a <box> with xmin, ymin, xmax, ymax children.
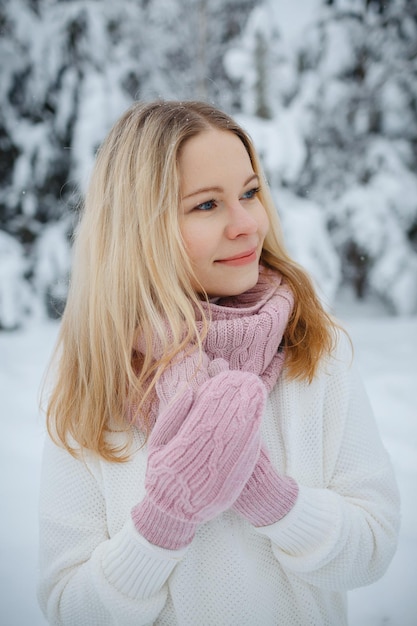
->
<box><xmin>132</xmin><ymin>267</ymin><xmax>294</xmax><ymax>427</ymax></box>
<box><xmin>196</xmin><ymin>267</ymin><xmax>294</xmax><ymax>393</ymax></box>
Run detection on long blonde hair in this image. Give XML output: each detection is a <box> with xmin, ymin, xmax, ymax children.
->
<box><xmin>44</xmin><ymin>100</ymin><xmax>338</xmax><ymax>461</ymax></box>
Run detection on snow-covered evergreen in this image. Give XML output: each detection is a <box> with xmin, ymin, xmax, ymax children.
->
<box><xmin>226</xmin><ymin>0</ymin><xmax>417</xmax><ymax>314</ymax></box>
<box><xmin>0</xmin><ymin>0</ymin><xmax>416</xmax><ymax>328</ymax></box>
<box><xmin>0</xmin><ymin>0</ymin><xmax>258</xmax><ymax>328</ymax></box>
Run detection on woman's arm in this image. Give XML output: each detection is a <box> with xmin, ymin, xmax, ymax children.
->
<box><xmin>37</xmin><ymin>437</ymin><xmax>184</xmax><ymax>626</ymax></box>
<box><xmin>256</xmin><ymin>335</ymin><xmax>400</xmax><ymax>590</ymax></box>
<box><xmin>38</xmin><ymin>366</ymin><xmax>266</xmax><ymax>624</ymax></box>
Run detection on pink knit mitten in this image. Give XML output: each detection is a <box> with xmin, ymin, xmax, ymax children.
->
<box><xmin>156</xmin><ymin>349</ymin><xmax>228</xmax><ymax>408</ymax></box>
<box><xmin>132</xmin><ymin>370</ymin><xmax>266</xmax><ymax>549</ymax></box>
<box><xmin>232</xmin><ymin>446</ymin><xmax>298</xmax><ymax>527</ymax></box>
<box><xmin>131</xmin><ymin>331</ymin><xmax>228</xmax><ymax>427</ymax></box>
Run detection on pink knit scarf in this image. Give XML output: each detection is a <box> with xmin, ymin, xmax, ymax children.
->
<box><xmin>132</xmin><ymin>267</ymin><xmax>294</xmax><ymax>426</ymax></box>
<box><xmin>196</xmin><ymin>267</ymin><xmax>294</xmax><ymax>393</ymax></box>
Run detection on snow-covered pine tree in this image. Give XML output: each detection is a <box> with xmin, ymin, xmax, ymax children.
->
<box><xmin>224</xmin><ymin>0</ymin><xmax>342</xmax><ymax>307</ymax></box>
<box><xmin>299</xmin><ymin>0</ymin><xmax>417</xmax><ymax>313</ymax></box>
<box><xmin>0</xmin><ymin>0</ymin><xmax>256</xmax><ymax>328</ymax></box>
<box><xmin>226</xmin><ymin>0</ymin><xmax>417</xmax><ymax>314</ymax></box>
<box><xmin>137</xmin><ymin>0</ymin><xmax>257</xmax><ymax>111</ymax></box>
<box><xmin>0</xmin><ymin>0</ymin><xmax>143</xmax><ymax>326</ymax></box>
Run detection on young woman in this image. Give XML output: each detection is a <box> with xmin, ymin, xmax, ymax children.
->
<box><xmin>38</xmin><ymin>100</ymin><xmax>400</xmax><ymax>625</ymax></box>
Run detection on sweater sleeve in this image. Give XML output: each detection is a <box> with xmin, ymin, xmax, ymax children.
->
<box><xmin>37</xmin><ymin>436</ymin><xmax>187</xmax><ymax>626</ymax></box>
<box><xmin>256</xmin><ymin>334</ymin><xmax>400</xmax><ymax>591</ymax></box>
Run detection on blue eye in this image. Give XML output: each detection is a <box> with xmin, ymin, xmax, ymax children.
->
<box><xmin>241</xmin><ymin>186</ymin><xmax>260</xmax><ymax>200</ymax></box>
<box><xmin>195</xmin><ymin>199</ymin><xmax>216</xmax><ymax>211</ymax></box>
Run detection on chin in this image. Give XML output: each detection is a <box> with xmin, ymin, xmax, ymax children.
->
<box><xmin>209</xmin><ymin>267</ymin><xmax>260</xmax><ymax>298</ymax></box>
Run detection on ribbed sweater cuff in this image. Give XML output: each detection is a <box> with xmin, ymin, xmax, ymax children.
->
<box><xmin>101</xmin><ymin>518</ymin><xmax>188</xmax><ymax>599</ymax></box>
<box><xmin>254</xmin><ymin>485</ymin><xmax>343</xmax><ymax>556</ymax></box>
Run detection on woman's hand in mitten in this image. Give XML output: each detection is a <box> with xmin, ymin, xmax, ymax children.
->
<box><xmin>156</xmin><ymin>348</ymin><xmax>229</xmax><ymax>408</ymax></box>
<box><xmin>232</xmin><ymin>445</ymin><xmax>299</xmax><ymax>527</ymax></box>
<box><xmin>131</xmin><ymin>370</ymin><xmax>266</xmax><ymax>549</ymax></box>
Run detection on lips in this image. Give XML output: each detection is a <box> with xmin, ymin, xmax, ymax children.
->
<box><xmin>216</xmin><ymin>247</ymin><xmax>258</xmax><ymax>266</ymax></box>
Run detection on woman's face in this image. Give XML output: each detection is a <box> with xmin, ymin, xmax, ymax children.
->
<box><xmin>179</xmin><ymin>129</ymin><xmax>270</xmax><ymax>297</ymax></box>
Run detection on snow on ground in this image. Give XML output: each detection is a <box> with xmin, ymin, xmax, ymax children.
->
<box><xmin>335</xmin><ymin>290</ymin><xmax>417</xmax><ymax>626</ymax></box>
<box><xmin>0</xmin><ymin>294</ymin><xmax>416</xmax><ymax>626</ymax></box>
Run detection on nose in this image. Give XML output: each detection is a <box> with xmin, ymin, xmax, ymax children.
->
<box><xmin>224</xmin><ymin>201</ymin><xmax>258</xmax><ymax>239</ymax></box>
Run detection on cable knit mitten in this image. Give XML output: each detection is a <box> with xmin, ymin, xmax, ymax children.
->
<box><xmin>132</xmin><ymin>370</ymin><xmax>266</xmax><ymax>549</ymax></box>
<box><xmin>232</xmin><ymin>446</ymin><xmax>299</xmax><ymax>527</ymax></box>
<box><xmin>156</xmin><ymin>349</ymin><xmax>229</xmax><ymax>408</ymax></box>
<box><xmin>130</xmin><ymin>332</ymin><xmax>229</xmax><ymax>427</ymax></box>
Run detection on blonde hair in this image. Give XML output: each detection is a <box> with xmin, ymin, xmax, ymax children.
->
<box><xmin>44</xmin><ymin>100</ymin><xmax>339</xmax><ymax>461</ymax></box>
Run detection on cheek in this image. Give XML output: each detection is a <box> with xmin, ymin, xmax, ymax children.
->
<box><xmin>180</xmin><ymin>222</ymin><xmax>209</xmax><ymax>267</ymax></box>
<box><xmin>258</xmin><ymin>205</ymin><xmax>270</xmax><ymax>240</ymax></box>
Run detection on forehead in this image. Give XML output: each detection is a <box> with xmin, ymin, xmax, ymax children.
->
<box><xmin>179</xmin><ymin>129</ymin><xmax>254</xmax><ymax>191</ymax></box>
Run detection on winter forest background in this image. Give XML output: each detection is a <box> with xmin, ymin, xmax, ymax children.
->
<box><xmin>1</xmin><ymin>0</ymin><xmax>417</xmax><ymax>326</ymax></box>
<box><xmin>1</xmin><ymin>0</ymin><xmax>417</xmax><ymax>625</ymax></box>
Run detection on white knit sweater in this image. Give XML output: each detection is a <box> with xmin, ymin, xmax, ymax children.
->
<box><xmin>38</xmin><ymin>334</ymin><xmax>400</xmax><ymax>625</ymax></box>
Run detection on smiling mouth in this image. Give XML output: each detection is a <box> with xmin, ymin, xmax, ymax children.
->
<box><xmin>216</xmin><ymin>248</ymin><xmax>258</xmax><ymax>266</ymax></box>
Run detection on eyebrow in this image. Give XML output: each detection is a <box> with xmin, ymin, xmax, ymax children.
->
<box><xmin>182</xmin><ymin>173</ymin><xmax>259</xmax><ymax>200</ymax></box>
